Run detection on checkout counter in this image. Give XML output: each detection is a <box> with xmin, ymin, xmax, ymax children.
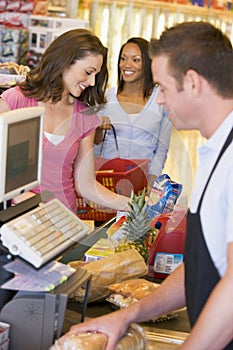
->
<box><xmin>60</xmin><ymin>218</ymin><xmax>191</xmax><ymax>349</ymax></box>
<box><xmin>0</xmin><ymin>212</ymin><xmax>190</xmax><ymax>349</ymax></box>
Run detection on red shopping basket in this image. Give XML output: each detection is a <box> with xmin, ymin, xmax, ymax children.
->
<box><xmin>76</xmin><ymin>158</ymin><xmax>149</xmax><ymax>221</ymax></box>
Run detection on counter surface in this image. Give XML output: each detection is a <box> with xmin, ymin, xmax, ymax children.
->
<box><xmin>64</xmin><ymin>302</ymin><xmax>190</xmax><ymax>349</ymax></box>
<box><xmin>61</xmin><ymin>218</ymin><xmax>191</xmax><ymax>346</ymax></box>
<box><xmin>65</xmin><ymin>299</ymin><xmax>190</xmax><ymax>331</ymax></box>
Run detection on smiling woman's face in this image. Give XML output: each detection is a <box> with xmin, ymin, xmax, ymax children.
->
<box><xmin>119</xmin><ymin>43</ymin><xmax>143</xmax><ymax>83</ymax></box>
<box><xmin>62</xmin><ymin>53</ymin><xmax>103</xmax><ymax>97</ymax></box>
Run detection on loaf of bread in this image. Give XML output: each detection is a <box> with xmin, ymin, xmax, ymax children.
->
<box><xmin>107</xmin><ymin>279</ymin><xmax>178</xmax><ymax>323</ymax></box>
<box><xmin>50</xmin><ymin>325</ymin><xmax>145</xmax><ymax>350</ymax></box>
<box><xmin>49</xmin><ymin>332</ymin><xmax>108</xmax><ymax>350</ymax></box>
<box><xmin>69</xmin><ymin>249</ymin><xmax>148</xmax><ymax>303</ymax></box>
<box><xmin>109</xmin><ymin>278</ymin><xmax>159</xmax><ymax>299</ymax></box>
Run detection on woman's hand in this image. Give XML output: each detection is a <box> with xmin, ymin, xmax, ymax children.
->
<box><xmin>94</xmin><ymin>116</ymin><xmax>111</xmax><ymax>144</ymax></box>
<box><xmin>99</xmin><ymin>116</ymin><xmax>111</xmax><ymax>130</ymax></box>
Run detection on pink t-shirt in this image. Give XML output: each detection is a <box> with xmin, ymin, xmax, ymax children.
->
<box><xmin>1</xmin><ymin>86</ymin><xmax>101</xmax><ymax>213</ymax></box>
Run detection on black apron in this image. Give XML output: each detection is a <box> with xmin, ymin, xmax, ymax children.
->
<box><xmin>185</xmin><ymin>127</ymin><xmax>233</xmax><ymax>350</ymax></box>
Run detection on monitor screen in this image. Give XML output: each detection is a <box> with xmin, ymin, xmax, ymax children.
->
<box><xmin>0</xmin><ymin>107</ymin><xmax>44</xmax><ymax>204</ymax></box>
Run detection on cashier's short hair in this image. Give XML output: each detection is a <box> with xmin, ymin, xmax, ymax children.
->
<box><xmin>149</xmin><ymin>21</ymin><xmax>233</xmax><ymax>98</ymax></box>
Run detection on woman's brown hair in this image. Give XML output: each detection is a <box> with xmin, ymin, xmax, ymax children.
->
<box><xmin>19</xmin><ymin>28</ymin><xmax>108</xmax><ymax>106</ymax></box>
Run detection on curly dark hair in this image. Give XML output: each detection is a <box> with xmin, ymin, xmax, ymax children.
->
<box><xmin>19</xmin><ymin>28</ymin><xmax>108</xmax><ymax>106</ymax></box>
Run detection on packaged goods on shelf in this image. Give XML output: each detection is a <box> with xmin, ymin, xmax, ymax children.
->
<box><xmin>33</xmin><ymin>0</ymin><xmax>48</xmax><ymax>15</ymax></box>
<box><xmin>28</xmin><ymin>15</ymin><xmax>88</xmax><ymax>53</ymax></box>
<box><xmin>0</xmin><ymin>29</ymin><xmax>29</xmax><ymax>64</ymax></box>
<box><xmin>0</xmin><ymin>73</ymin><xmax>26</xmax><ymax>88</ymax></box>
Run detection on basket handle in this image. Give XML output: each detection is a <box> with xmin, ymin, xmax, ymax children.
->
<box><xmin>99</xmin><ymin>124</ymin><xmax>120</xmax><ymax>158</ymax></box>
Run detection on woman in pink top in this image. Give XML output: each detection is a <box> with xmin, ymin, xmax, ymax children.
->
<box><xmin>0</xmin><ymin>29</ymin><xmax>129</xmax><ymax>214</ymax></box>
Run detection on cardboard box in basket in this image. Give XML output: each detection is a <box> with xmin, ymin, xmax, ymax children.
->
<box><xmin>77</xmin><ymin>158</ymin><xmax>149</xmax><ymax>221</ymax></box>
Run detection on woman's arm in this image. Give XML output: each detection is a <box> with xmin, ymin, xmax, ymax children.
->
<box><xmin>74</xmin><ymin>131</ymin><xmax>129</xmax><ymax>211</ymax></box>
<box><xmin>0</xmin><ymin>98</ymin><xmax>12</xmax><ymax>113</ymax></box>
<box><xmin>147</xmin><ymin>174</ymin><xmax>156</xmax><ymax>193</ymax></box>
<box><xmin>148</xmin><ymin>112</ymin><xmax>172</xmax><ymax>178</ymax></box>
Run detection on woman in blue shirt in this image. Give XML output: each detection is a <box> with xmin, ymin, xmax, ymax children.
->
<box><xmin>94</xmin><ymin>37</ymin><xmax>172</xmax><ymax>190</ymax></box>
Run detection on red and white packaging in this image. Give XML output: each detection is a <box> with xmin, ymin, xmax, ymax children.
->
<box><xmin>0</xmin><ymin>322</ymin><xmax>10</xmax><ymax>347</ymax></box>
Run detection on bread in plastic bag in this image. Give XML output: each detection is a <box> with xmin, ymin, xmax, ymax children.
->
<box><xmin>107</xmin><ymin>278</ymin><xmax>178</xmax><ymax>323</ymax></box>
<box><xmin>107</xmin><ymin>278</ymin><xmax>159</xmax><ymax>310</ymax></box>
<box><xmin>108</xmin><ymin>278</ymin><xmax>159</xmax><ymax>299</ymax></box>
<box><xmin>49</xmin><ymin>324</ymin><xmax>145</xmax><ymax>350</ymax></box>
<box><xmin>68</xmin><ymin>249</ymin><xmax>148</xmax><ymax>303</ymax></box>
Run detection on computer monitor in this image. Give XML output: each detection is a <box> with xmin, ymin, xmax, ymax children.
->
<box><xmin>0</xmin><ymin>107</ymin><xmax>44</xmax><ymax>205</ymax></box>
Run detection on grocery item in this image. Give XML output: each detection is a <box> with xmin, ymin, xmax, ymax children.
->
<box><xmin>49</xmin><ymin>332</ymin><xmax>107</xmax><ymax>350</ymax></box>
<box><xmin>0</xmin><ymin>61</ymin><xmax>30</xmax><ymax>75</ymax></box>
<box><xmin>107</xmin><ymin>278</ymin><xmax>178</xmax><ymax>323</ymax></box>
<box><xmin>147</xmin><ymin>209</ymin><xmax>186</xmax><ymax>280</ymax></box>
<box><xmin>108</xmin><ymin>278</ymin><xmax>159</xmax><ymax>299</ymax></box>
<box><xmin>68</xmin><ymin>249</ymin><xmax>148</xmax><ymax>303</ymax></box>
<box><xmin>146</xmin><ymin>174</ymin><xmax>182</xmax><ymax>219</ymax></box>
<box><xmin>113</xmin><ymin>189</ymin><xmax>158</xmax><ymax>262</ymax></box>
<box><xmin>107</xmin><ymin>278</ymin><xmax>159</xmax><ymax>309</ymax></box>
<box><xmin>84</xmin><ymin>238</ymin><xmax>115</xmax><ymax>262</ymax></box>
<box><xmin>109</xmin><ymin>175</ymin><xmax>182</xmax><ymax>264</ymax></box>
<box><xmin>50</xmin><ymin>324</ymin><xmax>145</xmax><ymax>350</ymax></box>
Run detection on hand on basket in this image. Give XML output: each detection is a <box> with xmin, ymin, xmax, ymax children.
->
<box><xmin>99</xmin><ymin>116</ymin><xmax>111</xmax><ymax>130</ymax></box>
<box><xmin>95</xmin><ymin>116</ymin><xmax>111</xmax><ymax>144</ymax></box>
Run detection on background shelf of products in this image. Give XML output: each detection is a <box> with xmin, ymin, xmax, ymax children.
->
<box><xmin>87</xmin><ymin>0</ymin><xmax>233</xmax><ymax>85</ymax></box>
<box><xmin>0</xmin><ymin>0</ymin><xmax>88</xmax><ymax>65</ymax></box>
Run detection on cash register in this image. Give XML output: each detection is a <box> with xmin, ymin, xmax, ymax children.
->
<box><xmin>0</xmin><ymin>107</ymin><xmax>92</xmax><ymax>350</ymax></box>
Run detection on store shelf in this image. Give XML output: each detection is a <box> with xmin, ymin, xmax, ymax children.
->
<box><xmin>88</xmin><ymin>0</ymin><xmax>233</xmax><ymax>88</ymax></box>
<box><xmin>47</xmin><ymin>5</ymin><xmax>66</xmax><ymax>13</ymax></box>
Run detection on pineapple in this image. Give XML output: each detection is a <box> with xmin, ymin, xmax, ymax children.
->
<box><xmin>115</xmin><ymin>188</ymin><xmax>158</xmax><ymax>263</ymax></box>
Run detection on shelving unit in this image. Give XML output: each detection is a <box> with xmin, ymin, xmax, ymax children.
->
<box><xmin>87</xmin><ymin>0</ymin><xmax>233</xmax><ymax>86</ymax></box>
<box><xmin>28</xmin><ymin>15</ymin><xmax>88</xmax><ymax>52</ymax></box>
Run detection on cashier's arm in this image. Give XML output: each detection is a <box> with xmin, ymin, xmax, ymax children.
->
<box><xmin>67</xmin><ymin>263</ymin><xmax>186</xmax><ymax>350</ymax></box>
<box><xmin>180</xmin><ymin>241</ymin><xmax>233</xmax><ymax>350</ymax></box>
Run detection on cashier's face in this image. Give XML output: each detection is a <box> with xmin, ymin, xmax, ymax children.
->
<box><xmin>152</xmin><ymin>55</ymin><xmax>196</xmax><ymax>131</ymax></box>
<box><xmin>62</xmin><ymin>54</ymin><xmax>103</xmax><ymax>97</ymax></box>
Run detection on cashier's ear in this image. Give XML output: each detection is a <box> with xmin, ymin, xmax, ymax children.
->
<box><xmin>183</xmin><ymin>69</ymin><xmax>203</xmax><ymax>97</ymax></box>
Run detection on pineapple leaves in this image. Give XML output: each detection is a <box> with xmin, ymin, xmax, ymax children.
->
<box><xmin>117</xmin><ymin>188</ymin><xmax>159</xmax><ymax>263</ymax></box>
<box><xmin>123</xmin><ymin>188</ymin><xmax>153</xmax><ymax>242</ymax></box>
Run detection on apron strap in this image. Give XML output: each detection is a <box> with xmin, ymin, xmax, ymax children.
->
<box><xmin>197</xmin><ymin>127</ymin><xmax>233</xmax><ymax>212</ymax></box>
